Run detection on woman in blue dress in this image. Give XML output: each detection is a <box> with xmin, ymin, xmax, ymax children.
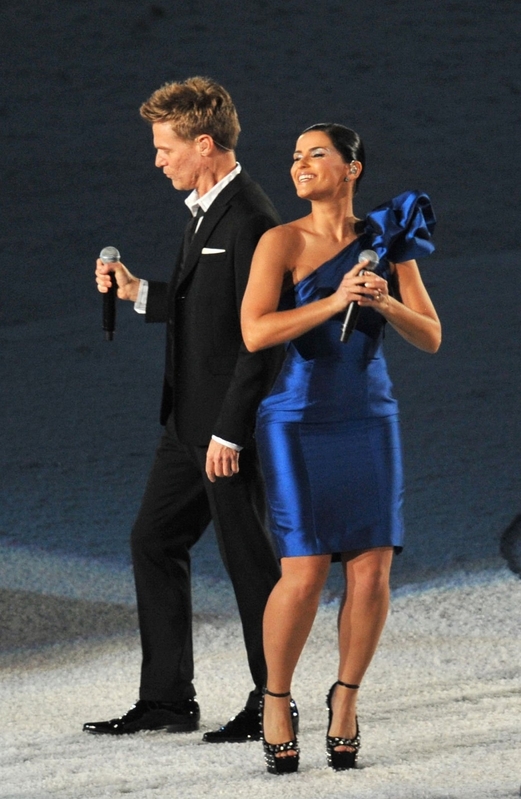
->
<box><xmin>241</xmin><ymin>123</ymin><xmax>441</xmax><ymax>775</ymax></box>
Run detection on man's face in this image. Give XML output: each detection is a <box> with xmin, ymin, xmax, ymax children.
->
<box><xmin>152</xmin><ymin>122</ymin><xmax>203</xmax><ymax>192</ymax></box>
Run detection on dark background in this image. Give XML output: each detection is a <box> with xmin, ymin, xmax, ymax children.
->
<box><xmin>1</xmin><ymin>0</ymin><xmax>520</xmax><ymax>589</ymax></box>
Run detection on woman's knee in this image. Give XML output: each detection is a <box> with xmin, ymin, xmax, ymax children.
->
<box><xmin>348</xmin><ymin>550</ymin><xmax>392</xmax><ymax>596</ymax></box>
<box><xmin>279</xmin><ymin>559</ymin><xmax>329</xmax><ymax>603</ymax></box>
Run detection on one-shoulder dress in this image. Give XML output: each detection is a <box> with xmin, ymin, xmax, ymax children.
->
<box><xmin>256</xmin><ymin>191</ymin><xmax>436</xmax><ymax>559</ymax></box>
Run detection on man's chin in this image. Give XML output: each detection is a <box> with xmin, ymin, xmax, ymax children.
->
<box><xmin>170</xmin><ymin>179</ymin><xmax>191</xmax><ymax>191</ymax></box>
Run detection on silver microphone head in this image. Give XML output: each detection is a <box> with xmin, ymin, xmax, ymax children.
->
<box><xmin>99</xmin><ymin>246</ymin><xmax>121</xmax><ymax>263</ymax></box>
<box><xmin>358</xmin><ymin>249</ymin><xmax>379</xmax><ymax>269</ymax></box>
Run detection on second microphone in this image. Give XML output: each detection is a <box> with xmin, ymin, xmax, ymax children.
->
<box><xmin>339</xmin><ymin>249</ymin><xmax>380</xmax><ymax>344</ymax></box>
<box><xmin>99</xmin><ymin>246</ymin><xmax>120</xmax><ymax>342</ymax></box>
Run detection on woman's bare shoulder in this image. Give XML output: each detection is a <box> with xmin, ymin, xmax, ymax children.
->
<box><xmin>258</xmin><ymin>217</ymin><xmax>310</xmax><ymax>252</ymax></box>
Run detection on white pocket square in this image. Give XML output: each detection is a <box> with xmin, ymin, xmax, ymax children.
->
<box><xmin>201</xmin><ymin>247</ymin><xmax>226</xmax><ymax>254</ymax></box>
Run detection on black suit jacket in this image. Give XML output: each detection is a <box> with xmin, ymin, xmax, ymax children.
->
<box><xmin>145</xmin><ymin>170</ymin><xmax>283</xmax><ymax>447</ymax></box>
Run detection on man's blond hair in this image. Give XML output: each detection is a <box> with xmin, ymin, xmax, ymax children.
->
<box><xmin>140</xmin><ymin>76</ymin><xmax>240</xmax><ymax>150</ymax></box>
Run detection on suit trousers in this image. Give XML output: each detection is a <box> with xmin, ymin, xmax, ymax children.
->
<box><xmin>130</xmin><ymin>414</ymin><xmax>280</xmax><ymax>708</ymax></box>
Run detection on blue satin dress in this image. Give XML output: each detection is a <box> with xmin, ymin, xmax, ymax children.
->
<box><xmin>256</xmin><ymin>191</ymin><xmax>436</xmax><ymax>559</ymax></box>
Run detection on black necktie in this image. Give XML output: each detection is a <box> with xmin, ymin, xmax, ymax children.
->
<box><xmin>182</xmin><ymin>205</ymin><xmax>204</xmax><ymax>263</ymax></box>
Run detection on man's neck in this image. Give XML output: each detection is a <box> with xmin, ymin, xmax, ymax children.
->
<box><xmin>195</xmin><ymin>152</ymin><xmax>237</xmax><ymax>197</ymax></box>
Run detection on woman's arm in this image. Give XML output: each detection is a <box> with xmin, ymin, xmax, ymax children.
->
<box><xmin>357</xmin><ymin>259</ymin><xmax>441</xmax><ymax>353</ymax></box>
<box><xmin>241</xmin><ymin>227</ymin><xmax>370</xmax><ymax>352</ymax></box>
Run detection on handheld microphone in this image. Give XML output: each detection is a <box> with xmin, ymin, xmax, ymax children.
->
<box><xmin>99</xmin><ymin>246</ymin><xmax>120</xmax><ymax>341</ymax></box>
<box><xmin>339</xmin><ymin>249</ymin><xmax>380</xmax><ymax>344</ymax></box>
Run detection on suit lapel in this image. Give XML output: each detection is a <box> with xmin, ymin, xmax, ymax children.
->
<box><xmin>175</xmin><ymin>172</ymin><xmax>250</xmax><ymax>290</ymax></box>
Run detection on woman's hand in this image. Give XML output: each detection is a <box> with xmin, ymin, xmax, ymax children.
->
<box><xmin>367</xmin><ymin>259</ymin><xmax>441</xmax><ymax>353</ymax></box>
<box><xmin>95</xmin><ymin>258</ymin><xmax>140</xmax><ymax>303</ymax></box>
<box><xmin>336</xmin><ymin>258</ymin><xmax>441</xmax><ymax>353</ymax></box>
<box><xmin>333</xmin><ymin>260</ymin><xmax>389</xmax><ymax>313</ymax></box>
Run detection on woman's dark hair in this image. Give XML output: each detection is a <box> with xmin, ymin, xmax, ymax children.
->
<box><xmin>301</xmin><ymin>123</ymin><xmax>365</xmax><ymax>193</ymax></box>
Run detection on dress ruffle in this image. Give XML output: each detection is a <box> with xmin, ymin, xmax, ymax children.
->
<box><xmin>364</xmin><ymin>190</ymin><xmax>436</xmax><ymax>263</ymax></box>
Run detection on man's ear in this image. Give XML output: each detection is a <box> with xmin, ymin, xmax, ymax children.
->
<box><xmin>197</xmin><ymin>134</ymin><xmax>214</xmax><ymax>156</ymax></box>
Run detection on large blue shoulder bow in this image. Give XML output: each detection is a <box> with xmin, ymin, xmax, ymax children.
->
<box><xmin>364</xmin><ymin>191</ymin><xmax>436</xmax><ymax>263</ymax></box>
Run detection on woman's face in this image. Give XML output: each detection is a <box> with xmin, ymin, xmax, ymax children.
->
<box><xmin>290</xmin><ymin>130</ymin><xmax>352</xmax><ymax>201</ymax></box>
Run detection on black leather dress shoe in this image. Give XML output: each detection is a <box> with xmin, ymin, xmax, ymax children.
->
<box><xmin>202</xmin><ymin>698</ymin><xmax>299</xmax><ymax>743</ymax></box>
<box><xmin>82</xmin><ymin>698</ymin><xmax>200</xmax><ymax>735</ymax></box>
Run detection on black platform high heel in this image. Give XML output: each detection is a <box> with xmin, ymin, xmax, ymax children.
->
<box><xmin>326</xmin><ymin>680</ymin><xmax>361</xmax><ymax>771</ymax></box>
<box><xmin>260</xmin><ymin>689</ymin><xmax>299</xmax><ymax>775</ymax></box>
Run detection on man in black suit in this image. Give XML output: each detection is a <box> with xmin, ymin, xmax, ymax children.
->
<box><xmin>83</xmin><ymin>77</ymin><xmax>286</xmax><ymax>742</ymax></box>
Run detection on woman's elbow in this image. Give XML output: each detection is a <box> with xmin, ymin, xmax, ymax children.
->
<box><xmin>243</xmin><ymin>336</ymin><xmax>264</xmax><ymax>353</ymax></box>
<box><xmin>425</xmin><ymin>339</ymin><xmax>441</xmax><ymax>354</ymax></box>
<box><xmin>423</xmin><ymin>325</ymin><xmax>442</xmax><ymax>353</ymax></box>
<box><xmin>432</xmin><ymin>334</ymin><xmax>442</xmax><ymax>353</ymax></box>
<box><xmin>241</xmin><ymin>323</ymin><xmax>265</xmax><ymax>353</ymax></box>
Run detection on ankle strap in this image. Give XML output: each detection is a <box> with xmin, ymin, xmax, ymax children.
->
<box><xmin>336</xmin><ymin>680</ymin><xmax>360</xmax><ymax>690</ymax></box>
<box><xmin>263</xmin><ymin>688</ymin><xmax>291</xmax><ymax>698</ymax></box>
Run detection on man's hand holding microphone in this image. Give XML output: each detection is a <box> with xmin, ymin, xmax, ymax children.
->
<box><xmin>97</xmin><ymin>247</ymin><xmax>141</xmax><ymax>340</ymax></box>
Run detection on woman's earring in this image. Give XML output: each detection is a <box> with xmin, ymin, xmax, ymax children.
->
<box><xmin>344</xmin><ymin>176</ymin><xmax>350</xmax><ymax>182</ymax></box>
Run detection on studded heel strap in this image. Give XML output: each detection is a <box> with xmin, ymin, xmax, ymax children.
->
<box><xmin>326</xmin><ymin>681</ymin><xmax>361</xmax><ymax>771</ymax></box>
<box><xmin>261</xmin><ymin>688</ymin><xmax>299</xmax><ymax>775</ymax></box>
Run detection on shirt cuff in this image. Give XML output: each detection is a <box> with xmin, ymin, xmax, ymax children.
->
<box><xmin>134</xmin><ymin>279</ymin><xmax>148</xmax><ymax>314</ymax></box>
<box><xmin>211</xmin><ymin>435</ymin><xmax>243</xmax><ymax>452</ymax></box>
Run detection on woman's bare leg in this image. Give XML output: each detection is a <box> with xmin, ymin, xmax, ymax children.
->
<box><xmin>329</xmin><ymin>547</ymin><xmax>393</xmax><ymax>748</ymax></box>
<box><xmin>262</xmin><ymin>554</ymin><xmax>331</xmax><ymax>753</ymax></box>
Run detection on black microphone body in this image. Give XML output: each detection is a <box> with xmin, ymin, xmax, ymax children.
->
<box><xmin>339</xmin><ymin>249</ymin><xmax>380</xmax><ymax>344</ymax></box>
<box><xmin>99</xmin><ymin>246</ymin><xmax>120</xmax><ymax>341</ymax></box>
